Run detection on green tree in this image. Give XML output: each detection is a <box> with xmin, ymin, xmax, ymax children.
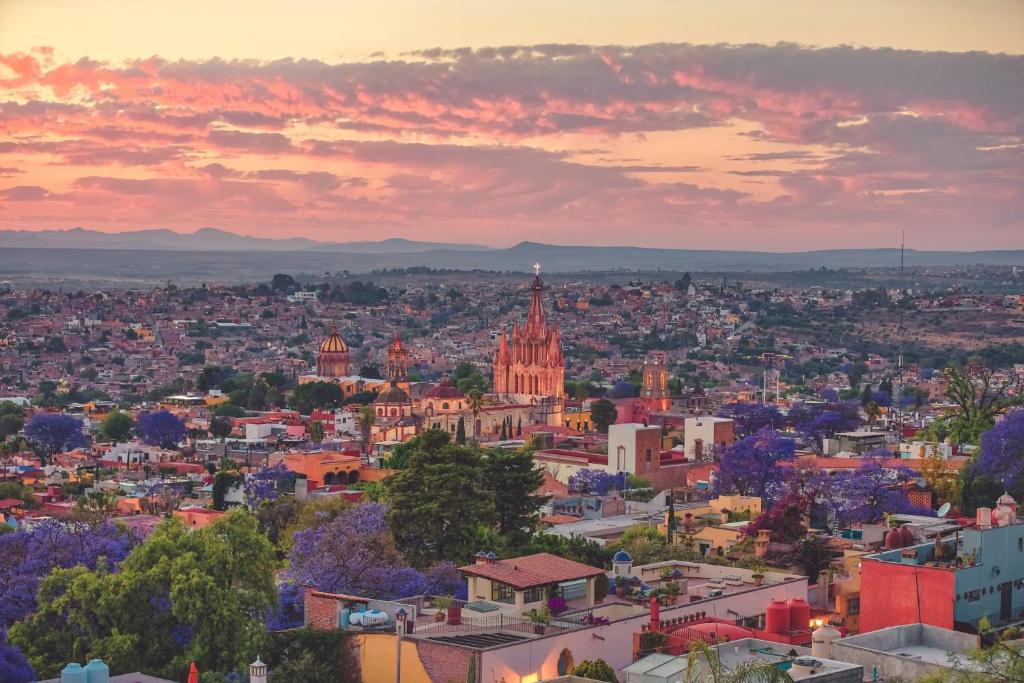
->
<box><xmin>289</xmin><ymin>381</ymin><xmax>345</xmax><ymax>414</ymax></box>
<box><xmin>570</xmin><ymin>659</ymin><xmax>617</xmax><ymax>682</ymax></box>
<box><xmin>266</xmin><ymin>628</ymin><xmax>359</xmax><ymax>683</ymax></box>
<box><xmin>482</xmin><ymin>449</ymin><xmax>547</xmax><ymax>546</ymax></box>
<box><xmin>455</xmin><ymin>416</ymin><xmax>466</xmax><ymax>445</ymax></box>
<box><xmin>385</xmin><ymin>444</ymin><xmax>495</xmax><ymax>568</ymax></box>
<box><xmin>212</xmin><ymin>458</ymin><xmax>242</xmax><ymax>511</ymax></box>
<box><xmin>467</xmin><ymin>389</ymin><xmax>484</xmax><ymax>443</ymax></box>
<box><xmin>684</xmin><ymin>641</ymin><xmax>794</xmax><ymax>683</ymax></box>
<box><xmin>212</xmin><ymin>401</ymin><xmax>246</xmax><ymax>418</ymax></box>
<box><xmin>590</xmin><ymin>399</ymin><xmax>617</xmax><ymax>434</ymax></box>
<box><xmin>209</xmin><ymin>416</ymin><xmax>233</xmax><ymax>442</ymax></box>
<box><xmin>0</xmin><ymin>400</ymin><xmax>25</xmax><ymax>439</ymax></box>
<box><xmin>307</xmin><ymin>420</ymin><xmax>326</xmax><ymax>444</ymax></box>
<box><xmin>356</xmin><ymin>405</ymin><xmax>375</xmax><ymax>455</ymax></box>
<box><xmin>943</xmin><ymin>363</ymin><xmax>1024</xmax><ymax>445</ymax></box>
<box><xmin>99</xmin><ymin>410</ymin><xmax>133</xmax><ymax>443</ymax></box>
<box><xmin>9</xmin><ymin>511</ymin><xmax>276</xmax><ymax>680</ymax></box>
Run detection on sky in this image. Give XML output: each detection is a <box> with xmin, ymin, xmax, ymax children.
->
<box><xmin>1</xmin><ymin>0</ymin><xmax>1022</xmax><ymax>250</ymax></box>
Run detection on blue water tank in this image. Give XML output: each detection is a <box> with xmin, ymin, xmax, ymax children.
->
<box><xmin>340</xmin><ymin>607</ymin><xmax>351</xmax><ymax>629</ymax></box>
<box><xmin>84</xmin><ymin>659</ymin><xmax>110</xmax><ymax>683</ymax></box>
<box><xmin>60</xmin><ymin>663</ymin><xmax>87</xmax><ymax>683</ymax></box>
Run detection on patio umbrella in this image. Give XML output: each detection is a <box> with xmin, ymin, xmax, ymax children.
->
<box><xmin>187</xmin><ymin>662</ymin><xmax>198</xmax><ymax>683</ymax></box>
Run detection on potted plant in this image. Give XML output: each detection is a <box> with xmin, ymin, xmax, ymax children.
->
<box><xmin>965</xmin><ymin>550</ymin><xmax>977</xmax><ymax>567</ymax></box>
<box><xmin>751</xmin><ymin>572</ymin><xmax>765</xmax><ymax>586</ymax></box>
<box><xmin>525</xmin><ymin>607</ymin><xmax>551</xmax><ymax>635</ymax></box>
<box><xmin>434</xmin><ymin>595</ymin><xmax>452</xmax><ymax>623</ymax></box>
<box><xmin>615</xmin><ymin>575</ymin><xmax>627</xmax><ymax>598</ymax></box>
<box><xmin>665</xmin><ymin>581</ymin><xmax>680</xmax><ymax>604</ymax></box>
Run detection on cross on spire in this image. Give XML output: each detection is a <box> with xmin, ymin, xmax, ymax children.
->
<box><xmin>533</xmin><ymin>262</ymin><xmax>541</xmax><ymax>276</ymax></box>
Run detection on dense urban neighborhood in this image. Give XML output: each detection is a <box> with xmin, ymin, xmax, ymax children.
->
<box><xmin>1</xmin><ymin>266</ymin><xmax>1023</xmax><ymax>682</ymax></box>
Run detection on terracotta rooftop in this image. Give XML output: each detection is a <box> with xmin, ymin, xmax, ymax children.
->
<box><xmin>0</xmin><ymin>498</ymin><xmax>25</xmax><ymax>509</ymax></box>
<box><xmin>459</xmin><ymin>552</ymin><xmax>604</xmax><ymax>589</ymax></box>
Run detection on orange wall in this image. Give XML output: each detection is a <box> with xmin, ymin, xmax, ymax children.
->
<box><xmin>859</xmin><ymin>560</ymin><xmax>954</xmax><ymax>632</ymax></box>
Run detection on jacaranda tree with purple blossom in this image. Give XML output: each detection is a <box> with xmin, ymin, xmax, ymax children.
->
<box><xmin>717</xmin><ymin>401</ymin><xmax>784</xmax><ymax>438</ymax></box>
<box><xmin>23</xmin><ymin>413</ymin><xmax>88</xmax><ymax>465</ymax></box>
<box><xmin>822</xmin><ymin>461</ymin><xmax>932</xmax><ymax>526</ymax></box>
<box><xmin>568</xmin><ymin>468</ymin><xmax>624</xmax><ymax>496</ymax></box>
<box><xmin>244</xmin><ymin>462</ymin><xmax>297</xmax><ymax>510</ymax></box>
<box><xmin>714</xmin><ymin>428</ymin><xmax>795</xmax><ymax>506</ymax></box>
<box><xmin>136</xmin><ymin>410</ymin><xmax>187</xmax><ymax>449</ymax></box>
<box><xmin>287</xmin><ymin>502</ymin><xmax>464</xmax><ymax>601</ymax></box>
<box><xmin>961</xmin><ymin>409</ymin><xmax>1024</xmax><ymax>514</ymax></box>
<box><xmin>0</xmin><ymin>520</ymin><xmax>137</xmax><ymax>630</ymax></box>
<box><xmin>0</xmin><ymin>629</ymin><xmax>34</xmax><ymax>683</ymax></box>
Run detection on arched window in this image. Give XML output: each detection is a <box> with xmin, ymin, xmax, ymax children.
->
<box><xmin>323</xmin><ymin>472</ymin><xmax>335</xmax><ymax>485</ymax></box>
<box><xmin>348</xmin><ymin>470</ymin><xmax>360</xmax><ymax>484</ymax></box>
<box><xmin>442</xmin><ymin>402</ymin><xmax>449</xmax><ymax>410</ymax></box>
<box><xmin>377</xmin><ymin>408</ymin><xmax>385</xmax><ymax>416</ymax></box>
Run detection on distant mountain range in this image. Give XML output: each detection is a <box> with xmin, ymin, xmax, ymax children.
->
<box><xmin>0</xmin><ymin>228</ymin><xmax>1021</xmax><ymax>281</ymax></box>
<box><xmin>0</xmin><ymin>227</ymin><xmax>490</xmax><ymax>253</ymax></box>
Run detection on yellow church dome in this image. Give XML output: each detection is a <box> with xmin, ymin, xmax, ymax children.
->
<box><xmin>319</xmin><ymin>325</ymin><xmax>349</xmax><ymax>353</ymax></box>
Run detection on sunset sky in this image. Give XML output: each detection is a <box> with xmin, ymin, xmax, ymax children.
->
<box><xmin>1</xmin><ymin>0</ymin><xmax>1022</xmax><ymax>250</ymax></box>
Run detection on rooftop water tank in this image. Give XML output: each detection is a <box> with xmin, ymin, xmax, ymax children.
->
<box><xmin>765</xmin><ymin>599</ymin><xmax>790</xmax><ymax>635</ymax></box>
<box><xmin>787</xmin><ymin>598</ymin><xmax>811</xmax><ymax>632</ymax></box>
<box><xmin>60</xmin><ymin>663</ymin><xmax>87</xmax><ymax>683</ymax></box>
<box><xmin>84</xmin><ymin>659</ymin><xmax>109</xmax><ymax>683</ymax></box>
<box><xmin>811</xmin><ymin>623</ymin><xmax>842</xmax><ymax>659</ymax></box>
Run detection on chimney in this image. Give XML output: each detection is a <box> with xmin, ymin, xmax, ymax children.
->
<box><xmin>649</xmin><ymin>596</ymin><xmax>660</xmax><ymax>631</ymax></box>
<box><xmin>249</xmin><ymin>656</ymin><xmax>268</xmax><ymax>683</ymax></box>
<box><xmin>474</xmin><ymin>551</ymin><xmax>488</xmax><ymax>565</ymax></box>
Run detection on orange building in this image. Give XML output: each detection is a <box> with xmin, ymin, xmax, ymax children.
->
<box><xmin>272</xmin><ymin>450</ymin><xmax>362</xmax><ymax>486</ymax></box>
<box><xmin>173</xmin><ymin>507</ymin><xmax>225</xmax><ymax>529</ymax></box>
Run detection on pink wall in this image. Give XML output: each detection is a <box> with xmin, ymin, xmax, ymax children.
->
<box><xmin>859</xmin><ymin>560</ymin><xmax>954</xmax><ymax>632</ymax></box>
<box><xmin>480</xmin><ymin>578</ymin><xmax>808</xmax><ymax>681</ymax></box>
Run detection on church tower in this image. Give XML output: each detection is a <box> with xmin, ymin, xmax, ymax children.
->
<box><xmin>640</xmin><ymin>352</ymin><xmax>671</xmax><ymax>411</ymax></box>
<box><xmin>386</xmin><ymin>333</ymin><xmax>411</xmax><ymax>393</ymax></box>
<box><xmin>317</xmin><ymin>324</ymin><xmax>351</xmax><ymax>377</ymax></box>
<box><xmin>493</xmin><ymin>265</ymin><xmax>565</xmax><ymax>417</ymax></box>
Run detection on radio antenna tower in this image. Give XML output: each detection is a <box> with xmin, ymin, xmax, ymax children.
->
<box><xmin>895</xmin><ymin>230</ymin><xmax>906</xmax><ymax>438</ymax></box>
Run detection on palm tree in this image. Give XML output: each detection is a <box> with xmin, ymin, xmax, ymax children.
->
<box><xmin>467</xmin><ymin>389</ymin><xmax>484</xmax><ymax>444</ymax></box>
<box><xmin>356</xmin><ymin>405</ymin><xmax>376</xmax><ymax>457</ymax></box>
<box><xmin>685</xmin><ymin>641</ymin><xmax>794</xmax><ymax>683</ymax></box>
<box><xmin>865</xmin><ymin>401</ymin><xmax>881</xmax><ymax>427</ymax></box>
<box><xmin>307</xmin><ymin>420</ymin><xmax>326</xmax><ymax>445</ymax></box>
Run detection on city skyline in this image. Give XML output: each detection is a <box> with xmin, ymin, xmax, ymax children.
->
<box><xmin>1</xmin><ymin>1</ymin><xmax>1022</xmax><ymax>250</ymax></box>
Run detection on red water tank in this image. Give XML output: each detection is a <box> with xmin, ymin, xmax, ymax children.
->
<box><xmin>788</xmin><ymin>598</ymin><xmax>811</xmax><ymax>631</ymax></box>
<box><xmin>884</xmin><ymin>528</ymin><xmax>903</xmax><ymax>549</ymax></box>
<box><xmin>898</xmin><ymin>526</ymin><xmax>915</xmax><ymax>547</ymax></box>
<box><xmin>765</xmin><ymin>599</ymin><xmax>791</xmax><ymax>634</ymax></box>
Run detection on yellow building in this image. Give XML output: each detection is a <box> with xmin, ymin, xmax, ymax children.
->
<box><xmin>563</xmin><ymin>407</ymin><xmax>591</xmax><ymax>432</ymax></box>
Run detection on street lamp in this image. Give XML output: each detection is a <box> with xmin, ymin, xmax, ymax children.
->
<box><xmin>395</xmin><ymin>607</ymin><xmax>408</xmax><ymax>682</ymax></box>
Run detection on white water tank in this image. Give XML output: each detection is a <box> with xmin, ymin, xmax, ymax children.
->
<box><xmin>811</xmin><ymin>624</ymin><xmax>842</xmax><ymax>659</ymax></box>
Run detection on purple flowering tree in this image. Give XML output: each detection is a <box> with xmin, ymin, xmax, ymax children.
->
<box><xmin>791</xmin><ymin>402</ymin><xmax>861</xmax><ymax>452</ymax></box>
<box><xmin>23</xmin><ymin>413</ymin><xmax>88</xmax><ymax>465</ymax></box>
<box><xmin>823</xmin><ymin>461</ymin><xmax>931</xmax><ymax>526</ymax></box>
<box><xmin>0</xmin><ymin>521</ymin><xmax>137</xmax><ymax>629</ymax></box>
<box><xmin>713</xmin><ymin>428</ymin><xmax>795</xmax><ymax>505</ymax></box>
<box><xmin>136</xmin><ymin>410</ymin><xmax>187</xmax><ymax>449</ymax></box>
<box><xmin>977</xmin><ymin>409</ymin><xmax>1024</xmax><ymax>493</ymax></box>
<box><xmin>717</xmin><ymin>402</ymin><xmax>783</xmax><ymax>438</ymax></box>
<box><xmin>568</xmin><ymin>469</ymin><xmax>623</xmax><ymax>496</ymax></box>
<box><xmin>244</xmin><ymin>462</ymin><xmax>297</xmax><ymax>509</ymax></box>
<box><xmin>0</xmin><ymin>629</ymin><xmax>34</xmax><ymax>683</ymax></box>
<box><xmin>286</xmin><ymin>502</ymin><xmax>464</xmax><ymax>601</ymax></box>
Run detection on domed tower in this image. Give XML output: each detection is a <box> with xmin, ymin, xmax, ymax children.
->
<box><xmin>317</xmin><ymin>324</ymin><xmax>351</xmax><ymax>377</ymax></box>
<box><xmin>387</xmin><ymin>333</ymin><xmax>410</xmax><ymax>392</ymax></box>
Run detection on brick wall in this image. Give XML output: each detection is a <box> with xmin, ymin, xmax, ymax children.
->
<box><xmin>416</xmin><ymin>640</ymin><xmax>473</xmax><ymax>683</ymax></box>
<box><xmin>305</xmin><ymin>590</ymin><xmax>341</xmax><ymax>629</ymax></box>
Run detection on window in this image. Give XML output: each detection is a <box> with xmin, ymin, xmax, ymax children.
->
<box><xmin>557</xmin><ymin>649</ymin><xmax>575</xmax><ymax>675</ymax></box>
<box><xmin>645</xmin><ymin>448</ymin><xmax>652</xmax><ymax>464</ymax></box>
<box><xmin>492</xmin><ymin>582</ymin><xmax>514</xmax><ymax>604</ymax></box>
<box><xmin>964</xmin><ymin>589</ymin><xmax>982</xmax><ymax>603</ymax></box>
<box><xmin>847</xmin><ymin>597</ymin><xmax>860</xmax><ymax>615</ymax></box>
<box><xmin>523</xmin><ymin>586</ymin><xmax>545</xmax><ymax>604</ymax></box>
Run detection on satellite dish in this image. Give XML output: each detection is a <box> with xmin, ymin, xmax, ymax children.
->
<box><xmin>937</xmin><ymin>502</ymin><xmax>951</xmax><ymax>518</ymax></box>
